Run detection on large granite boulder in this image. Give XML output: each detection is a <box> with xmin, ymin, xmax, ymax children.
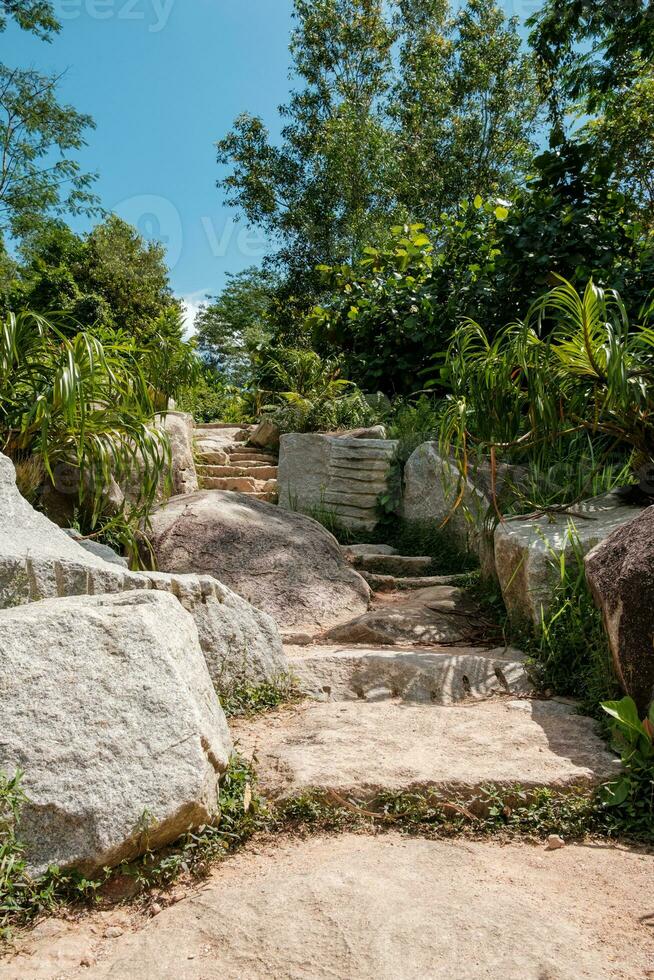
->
<box><xmin>278</xmin><ymin>433</ymin><xmax>398</xmax><ymax>532</ymax></box>
<box><xmin>401</xmin><ymin>443</ymin><xmax>486</xmax><ymax>551</ymax></box>
<box><xmin>0</xmin><ymin>590</ymin><xmax>232</xmax><ymax>875</ymax></box>
<box><xmin>147</xmin><ymin>490</ymin><xmax>371</xmax><ymax>634</ymax></box>
<box><xmin>585</xmin><ymin>506</ymin><xmax>654</xmax><ymax>713</ymax></box>
<box><xmin>249</xmin><ymin>418</ymin><xmax>280</xmax><ymax>451</ymax></box>
<box><xmin>0</xmin><ymin>452</ymin><xmax>287</xmax><ymax>694</ymax></box>
<box><xmin>495</xmin><ymin>492</ymin><xmax>644</xmax><ymax>627</ymax></box>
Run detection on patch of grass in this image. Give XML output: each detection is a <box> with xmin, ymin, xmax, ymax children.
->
<box><xmin>373</xmin><ymin>517</ymin><xmax>479</xmax><ymax>575</ymax></box>
<box><xmin>219</xmin><ymin>677</ymin><xmax>302</xmax><ymax>718</ymax></box>
<box><xmin>0</xmin><ymin>756</ymin><xmax>266</xmax><ymax>940</ymax></box>
<box><xmin>273</xmin><ymin>781</ymin><xmax>650</xmax><ymax>843</ymax></box>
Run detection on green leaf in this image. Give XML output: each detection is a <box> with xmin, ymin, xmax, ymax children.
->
<box><xmin>473</xmin><ymin>194</ymin><xmax>483</xmax><ymax>209</ymax></box>
<box><xmin>494</xmin><ymin>206</ymin><xmax>509</xmax><ymax>221</ymax></box>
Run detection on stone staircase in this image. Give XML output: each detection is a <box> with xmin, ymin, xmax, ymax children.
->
<box><xmin>194</xmin><ymin>425</ymin><xmax>279</xmax><ymax>503</ymax></box>
<box><xmin>234</xmin><ymin>541</ymin><xmax>618</xmax><ymax>808</ymax></box>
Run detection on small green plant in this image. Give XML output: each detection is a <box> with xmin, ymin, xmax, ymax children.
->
<box><xmin>219</xmin><ymin>677</ymin><xmax>301</xmax><ymax>718</ymax></box>
<box><xmin>598</xmin><ymin>697</ymin><xmax>654</xmax><ymax>838</ymax></box>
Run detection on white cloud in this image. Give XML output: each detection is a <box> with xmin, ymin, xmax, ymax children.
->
<box><xmin>179</xmin><ymin>290</ymin><xmax>208</xmax><ymax>339</ymax></box>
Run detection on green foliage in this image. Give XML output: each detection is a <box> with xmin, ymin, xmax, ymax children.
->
<box><xmin>0</xmin><ymin>0</ymin><xmax>98</xmax><ymax>243</ymax></box>
<box><xmin>440</xmin><ymin>279</ymin><xmax>654</xmax><ymax>495</ymax></box>
<box><xmin>217</xmin><ymin>0</ymin><xmax>541</xmax><ymax>300</ymax></box>
<box><xmin>219</xmin><ymin>677</ymin><xmax>301</xmax><ymax>719</ymax></box>
<box><xmin>11</xmin><ymin>217</ymin><xmax>180</xmax><ymax>339</ymax></box>
<box><xmin>312</xmin><ymin>159</ymin><xmax>654</xmax><ymax>397</ymax></box>
<box><xmin>391</xmin><ymin>0</ymin><xmax>541</xmax><ymax>218</ymax></box>
<box><xmin>177</xmin><ymin>369</ymin><xmax>247</xmax><ymax>425</ymax></box>
<box><xmin>255</xmin><ymin>347</ymin><xmax>379</xmax><ymax>434</ymax></box>
<box><xmin>519</xmin><ymin>543</ymin><xmax>619</xmax><ymax>711</ymax></box>
<box><xmin>0</xmin><ymin>310</ymin><xmax>170</xmax><ymax>518</ymax></box>
<box><xmin>194</xmin><ymin>267</ymin><xmax>277</xmax><ymax>386</ymax></box>
<box><xmin>599</xmin><ymin>697</ymin><xmax>654</xmax><ymax>839</ymax></box>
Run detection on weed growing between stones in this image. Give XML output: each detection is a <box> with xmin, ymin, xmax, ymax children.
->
<box><xmin>3</xmin><ymin>760</ymin><xmax>653</xmax><ymax>941</ymax></box>
<box><xmin>219</xmin><ymin>676</ymin><xmax>302</xmax><ymax>718</ymax></box>
<box><xmin>275</xmin><ymin>782</ymin><xmax>653</xmax><ymax>844</ymax></box>
<box><xmin>0</xmin><ymin>756</ymin><xmax>266</xmax><ymax>939</ymax></box>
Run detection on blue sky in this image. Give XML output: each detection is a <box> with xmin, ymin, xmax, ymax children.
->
<box><xmin>6</xmin><ymin>0</ymin><xmax>535</xmax><ymax>325</ymax></box>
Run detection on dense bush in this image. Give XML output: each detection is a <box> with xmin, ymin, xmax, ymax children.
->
<box><xmin>310</xmin><ymin>148</ymin><xmax>654</xmax><ymax>396</ymax></box>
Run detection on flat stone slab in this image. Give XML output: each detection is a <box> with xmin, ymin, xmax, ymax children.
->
<box><xmin>352</xmin><ymin>554</ymin><xmax>434</xmax><ymax>576</ymax></box>
<box><xmin>232</xmin><ymin>699</ymin><xmax>620</xmax><ymax>801</ymax></box>
<box><xmin>7</xmin><ymin>835</ymin><xmax>653</xmax><ymax>979</ymax></box>
<box><xmin>323</xmin><ymin>585</ymin><xmax>480</xmax><ymax>646</ymax></box>
<box><xmin>286</xmin><ymin>644</ymin><xmax>531</xmax><ymax>704</ymax></box>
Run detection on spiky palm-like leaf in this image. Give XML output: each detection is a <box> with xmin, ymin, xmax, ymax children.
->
<box><xmin>0</xmin><ymin>310</ymin><xmax>169</xmax><ymax>515</ymax></box>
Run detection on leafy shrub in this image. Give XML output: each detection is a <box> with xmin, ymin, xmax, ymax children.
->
<box><xmin>255</xmin><ymin>347</ymin><xmax>379</xmax><ymax>434</ymax></box>
<box><xmin>177</xmin><ymin>369</ymin><xmax>247</xmax><ymax>424</ymax></box>
<box><xmin>439</xmin><ymin>278</ymin><xmax>654</xmax><ymax>497</ymax></box>
<box><xmin>599</xmin><ymin>697</ymin><xmax>654</xmax><ymax>839</ymax></box>
<box><xmin>0</xmin><ymin>311</ymin><xmax>169</xmax><ymax>518</ymax></box>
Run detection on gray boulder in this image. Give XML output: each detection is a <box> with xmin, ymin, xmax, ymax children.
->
<box><xmin>0</xmin><ymin>590</ymin><xmax>232</xmax><ymax>876</ymax></box>
<box><xmin>63</xmin><ymin>528</ymin><xmax>128</xmax><ymax>567</ymax></box>
<box><xmin>585</xmin><ymin>505</ymin><xmax>654</xmax><ymax>713</ymax></box>
<box><xmin>159</xmin><ymin>411</ymin><xmax>199</xmax><ymax>497</ymax></box>
<box><xmin>401</xmin><ymin>442</ymin><xmax>487</xmax><ymax>552</ymax></box>
<box><xmin>249</xmin><ymin>418</ymin><xmax>280</xmax><ymax>451</ymax></box>
<box><xmin>0</xmin><ymin>452</ymin><xmax>287</xmax><ymax>695</ymax></box>
<box><xmin>147</xmin><ymin>490</ymin><xmax>371</xmax><ymax>634</ymax></box>
<box><xmin>495</xmin><ymin>492</ymin><xmax>644</xmax><ymax>626</ymax></box>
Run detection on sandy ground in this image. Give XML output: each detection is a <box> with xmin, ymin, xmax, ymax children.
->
<box><xmin>2</xmin><ymin>833</ymin><xmax>653</xmax><ymax>980</ymax></box>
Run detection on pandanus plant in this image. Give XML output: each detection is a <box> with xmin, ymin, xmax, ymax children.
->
<box><xmin>0</xmin><ymin>310</ymin><xmax>169</xmax><ymax>517</ymax></box>
<box><xmin>438</xmin><ymin>278</ymin><xmax>654</xmax><ymax>503</ymax></box>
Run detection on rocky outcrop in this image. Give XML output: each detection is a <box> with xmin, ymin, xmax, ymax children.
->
<box><xmin>0</xmin><ymin>452</ymin><xmax>287</xmax><ymax>694</ymax></box>
<box><xmin>0</xmin><ymin>590</ymin><xmax>231</xmax><ymax>875</ymax></box>
<box><xmin>249</xmin><ymin>418</ymin><xmax>280</xmax><ymax>451</ymax></box>
<box><xmin>278</xmin><ymin>433</ymin><xmax>398</xmax><ymax>532</ymax></box>
<box><xmin>159</xmin><ymin>411</ymin><xmax>199</xmax><ymax>497</ymax></box>
<box><xmin>147</xmin><ymin>490</ymin><xmax>370</xmax><ymax>633</ymax></box>
<box><xmin>585</xmin><ymin>506</ymin><xmax>654</xmax><ymax>713</ymax></box>
<box><xmin>495</xmin><ymin>492</ymin><xmax>644</xmax><ymax>626</ymax></box>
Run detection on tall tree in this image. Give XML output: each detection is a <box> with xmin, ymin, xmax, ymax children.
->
<box><xmin>0</xmin><ymin>0</ymin><xmax>98</xmax><ymax>240</ymax></box>
<box><xmin>391</xmin><ymin>0</ymin><xmax>540</xmax><ymax>219</ymax></box>
<box><xmin>217</xmin><ymin>0</ymin><xmax>398</xmax><ymax>298</ymax></box>
<box><xmin>194</xmin><ymin>266</ymin><xmax>277</xmax><ymax>385</ymax></box>
<box><xmin>217</xmin><ymin>0</ymin><xmax>542</xmax><ymax>299</ymax></box>
<box><xmin>12</xmin><ymin>216</ymin><xmax>178</xmax><ymax>337</ymax></box>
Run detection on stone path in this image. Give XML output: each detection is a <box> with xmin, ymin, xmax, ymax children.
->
<box><xmin>4</xmin><ymin>542</ymin><xmax>653</xmax><ymax>978</ymax></box>
<box><xmin>4</xmin><ymin>836</ymin><xmax>653</xmax><ymax>979</ymax></box>
<box><xmin>194</xmin><ymin>425</ymin><xmax>278</xmax><ymax>502</ymax></box>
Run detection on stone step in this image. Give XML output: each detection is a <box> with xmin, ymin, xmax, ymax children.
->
<box><xmin>286</xmin><ymin>643</ymin><xmax>531</xmax><ymax>704</ymax></box>
<box><xmin>232</xmin><ymin>698</ymin><xmax>620</xmax><ymax>803</ymax></box>
<box><xmin>200</xmin><ymin>476</ymin><xmax>261</xmax><ymax>492</ymax></box>
<box><xmin>197</xmin><ymin>464</ymin><xmax>278</xmax><ymax>480</ymax></box>
<box><xmin>360</xmin><ymin>571</ymin><xmax>464</xmax><ymax>592</ymax></box>
<box><xmin>352</xmin><ymin>554</ymin><xmax>434</xmax><ymax>576</ymax></box>
<box><xmin>342</xmin><ymin>544</ymin><xmax>399</xmax><ymax>558</ymax></box>
<box><xmin>323</xmin><ymin>585</ymin><xmax>479</xmax><ymax>647</ymax></box>
<box><xmin>229</xmin><ymin>452</ymin><xmax>278</xmax><ymax>464</ymax></box>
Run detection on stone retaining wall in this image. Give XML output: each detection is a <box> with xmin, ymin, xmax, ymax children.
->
<box><xmin>278</xmin><ymin>433</ymin><xmax>398</xmax><ymax>532</ymax></box>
